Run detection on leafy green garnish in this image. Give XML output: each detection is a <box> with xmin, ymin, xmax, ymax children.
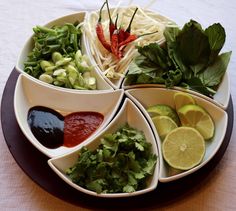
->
<box><xmin>126</xmin><ymin>20</ymin><xmax>232</xmax><ymax>97</ymax></box>
<box><xmin>66</xmin><ymin>124</ymin><xmax>157</xmax><ymax>194</ymax></box>
<box><xmin>24</xmin><ymin>22</ymin><xmax>82</xmax><ymax>79</ymax></box>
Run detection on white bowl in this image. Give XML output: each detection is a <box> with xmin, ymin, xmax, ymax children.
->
<box><xmin>15</xmin><ymin>11</ymin><xmax>113</xmax><ymax>91</ymax></box>
<box><xmin>14</xmin><ymin>74</ymin><xmax>124</xmax><ymax>158</ymax></box>
<box><xmin>83</xmin><ymin>6</ymin><xmax>173</xmax><ymax>90</ymax></box>
<box><xmin>48</xmin><ymin>98</ymin><xmax>159</xmax><ymax>197</ymax></box>
<box><xmin>125</xmin><ymin>88</ymin><xmax>228</xmax><ymax>182</ymax></box>
<box><xmin>122</xmin><ymin>71</ymin><xmax>230</xmax><ymax>110</ymax></box>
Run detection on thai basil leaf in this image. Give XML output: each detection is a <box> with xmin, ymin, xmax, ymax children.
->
<box><xmin>185</xmin><ymin>77</ymin><xmax>215</xmax><ymax>97</ymax></box>
<box><xmin>176</xmin><ymin>20</ymin><xmax>211</xmax><ymax>66</ymax></box>
<box><xmin>137</xmin><ymin>43</ymin><xmax>172</xmax><ymax>70</ymax></box>
<box><xmin>199</xmin><ymin>51</ymin><xmax>232</xmax><ymax>87</ymax></box>
<box><xmin>205</xmin><ymin>23</ymin><xmax>226</xmax><ymax>64</ymax></box>
<box><xmin>164</xmin><ymin>26</ymin><xmax>192</xmax><ymax>79</ymax></box>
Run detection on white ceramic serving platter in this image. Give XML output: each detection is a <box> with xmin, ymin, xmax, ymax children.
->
<box><xmin>83</xmin><ymin>6</ymin><xmax>174</xmax><ymax>90</ymax></box>
<box><xmin>122</xmin><ymin>72</ymin><xmax>230</xmax><ymax>110</ymax></box>
<box><xmin>13</xmin><ymin>6</ymin><xmax>231</xmax><ymax>198</ymax></box>
<box><xmin>125</xmin><ymin>88</ymin><xmax>228</xmax><ymax>182</ymax></box>
<box><xmin>48</xmin><ymin>98</ymin><xmax>159</xmax><ymax>198</ymax></box>
<box><xmin>14</xmin><ymin>74</ymin><xmax>124</xmax><ymax>158</ymax></box>
<box><xmin>15</xmin><ymin>11</ymin><xmax>113</xmax><ymax>91</ymax></box>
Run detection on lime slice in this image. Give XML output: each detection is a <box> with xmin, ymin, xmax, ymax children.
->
<box><xmin>147</xmin><ymin>104</ymin><xmax>180</xmax><ymax>125</ymax></box>
<box><xmin>177</xmin><ymin>104</ymin><xmax>214</xmax><ymax>140</ymax></box>
<box><xmin>152</xmin><ymin>116</ymin><xmax>178</xmax><ymax>140</ymax></box>
<box><xmin>174</xmin><ymin>92</ymin><xmax>195</xmax><ymax>111</ymax></box>
<box><xmin>162</xmin><ymin>127</ymin><xmax>205</xmax><ymax>170</ymax></box>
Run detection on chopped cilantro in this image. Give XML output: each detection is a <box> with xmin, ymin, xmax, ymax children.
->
<box><xmin>66</xmin><ymin>124</ymin><xmax>157</xmax><ymax>194</ymax></box>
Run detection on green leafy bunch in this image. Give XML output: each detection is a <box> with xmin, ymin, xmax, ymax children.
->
<box><xmin>66</xmin><ymin>124</ymin><xmax>157</xmax><ymax>194</ymax></box>
<box><xmin>24</xmin><ymin>22</ymin><xmax>82</xmax><ymax>78</ymax></box>
<box><xmin>126</xmin><ymin>20</ymin><xmax>232</xmax><ymax>97</ymax></box>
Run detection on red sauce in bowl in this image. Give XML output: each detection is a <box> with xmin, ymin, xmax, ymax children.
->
<box><xmin>64</xmin><ymin>112</ymin><xmax>104</xmax><ymax>147</ymax></box>
<box><xmin>27</xmin><ymin>106</ymin><xmax>104</xmax><ymax>149</ymax></box>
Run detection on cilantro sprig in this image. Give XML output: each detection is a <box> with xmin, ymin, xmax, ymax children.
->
<box><xmin>66</xmin><ymin>124</ymin><xmax>157</xmax><ymax>194</ymax></box>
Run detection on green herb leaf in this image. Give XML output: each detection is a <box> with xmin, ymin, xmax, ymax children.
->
<box><xmin>185</xmin><ymin>77</ymin><xmax>215</xmax><ymax>96</ymax></box>
<box><xmin>199</xmin><ymin>51</ymin><xmax>232</xmax><ymax>86</ymax></box>
<box><xmin>176</xmin><ymin>20</ymin><xmax>211</xmax><ymax>66</ymax></box>
<box><xmin>126</xmin><ymin>19</ymin><xmax>231</xmax><ymax>97</ymax></box>
<box><xmin>66</xmin><ymin>124</ymin><xmax>157</xmax><ymax>194</ymax></box>
<box><xmin>137</xmin><ymin>43</ymin><xmax>172</xmax><ymax>70</ymax></box>
<box><xmin>205</xmin><ymin>23</ymin><xmax>226</xmax><ymax>64</ymax></box>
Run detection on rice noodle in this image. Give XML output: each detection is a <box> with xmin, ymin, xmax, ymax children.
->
<box><xmin>83</xmin><ymin>6</ymin><xmax>174</xmax><ymax>80</ymax></box>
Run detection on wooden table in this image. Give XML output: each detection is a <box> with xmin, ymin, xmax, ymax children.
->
<box><xmin>1</xmin><ymin>0</ymin><xmax>236</xmax><ymax>210</ymax></box>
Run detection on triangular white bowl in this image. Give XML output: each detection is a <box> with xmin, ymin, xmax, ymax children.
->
<box><xmin>14</xmin><ymin>74</ymin><xmax>124</xmax><ymax>158</ymax></box>
<box><xmin>15</xmin><ymin>11</ymin><xmax>113</xmax><ymax>91</ymax></box>
<box><xmin>122</xmin><ymin>71</ymin><xmax>230</xmax><ymax>110</ymax></box>
<box><xmin>125</xmin><ymin>88</ymin><xmax>228</xmax><ymax>182</ymax></box>
<box><xmin>83</xmin><ymin>6</ymin><xmax>173</xmax><ymax>90</ymax></box>
<box><xmin>48</xmin><ymin>98</ymin><xmax>159</xmax><ymax>197</ymax></box>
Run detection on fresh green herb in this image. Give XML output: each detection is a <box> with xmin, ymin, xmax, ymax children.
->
<box><xmin>126</xmin><ymin>20</ymin><xmax>232</xmax><ymax>97</ymax></box>
<box><xmin>24</xmin><ymin>23</ymin><xmax>96</xmax><ymax>90</ymax></box>
<box><xmin>66</xmin><ymin>124</ymin><xmax>157</xmax><ymax>194</ymax></box>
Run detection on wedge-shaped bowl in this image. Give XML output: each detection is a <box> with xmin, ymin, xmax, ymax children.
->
<box><xmin>48</xmin><ymin>98</ymin><xmax>159</xmax><ymax>197</ymax></box>
<box><xmin>125</xmin><ymin>88</ymin><xmax>228</xmax><ymax>182</ymax></box>
<box><xmin>14</xmin><ymin>74</ymin><xmax>124</xmax><ymax>158</ymax></box>
<box><xmin>122</xmin><ymin>72</ymin><xmax>230</xmax><ymax>110</ymax></box>
<box><xmin>83</xmin><ymin>6</ymin><xmax>173</xmax><ymax>90</ymax></box>
<box><xmin>16</xmin><ymin>11</ymin><xmax>113</xmax><ymax>91</ymax></box>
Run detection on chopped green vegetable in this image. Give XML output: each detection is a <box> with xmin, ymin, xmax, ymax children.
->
<box><xmin>126</xmin><ymin>20</ymin><xmax>232</xmax><ymax>97</ymax></box>
<box><xmin>24</xmin><ymin>23</ymin><xmax>96</xmax><ymax>90</ymax></box>
<box><xmin>66</xmin><ymin>124</ymin><xmax>157</xmax><ymax>194</ymax></box>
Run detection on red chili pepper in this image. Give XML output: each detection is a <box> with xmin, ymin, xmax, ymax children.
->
<box><xmin>111</xmin><ymin>29</ymin><xmax>120</xmax><ymax>59</ymax></box>
<box><xmin>114</xmin><ymin>14</ymin><xmax>119</xmax><ymax>29</ymax></box>
<box><xmin>96</xmin><ymin>2</ymin><xmax>111</xmax><ymax>52</ymax></box>
<box><xmin>117</xmin><ymin>7</ymin><xmax>138</xmax><ymax>44</ymax></box>
<box><xmin>123</xmin><ymin>7</ymin><xmax>138</xmax><ymax>40</ymax></box>
<box><xmin>118</xmin><ymin>34</ymin><xmax>138</xmax><ymax>48</ymax></box>
<box><xmin>118</xmin><ymin>30</ymin><xmax>159</xmax><ymax>48</ymax></box>
<box><xmin>106</xmin><ymin>0</ymin><xmax>116</xmax><ymax>41</ymax></box>
<box><xmin>118</xmin><ymin>28</ymin><xmax>125</xmax><ymax>43</ymax></box>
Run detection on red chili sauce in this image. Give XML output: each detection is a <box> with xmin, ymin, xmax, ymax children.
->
<box><xmin>64</xmin><ymin>112</ymin><xmax>104</xmax><ymax>147</ymax></box>
<box><xmin>27</xmin><ymin>106</ymin><xmax>104</xmax><ymax>149</ymax></box>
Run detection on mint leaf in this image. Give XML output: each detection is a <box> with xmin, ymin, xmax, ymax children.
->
<box><xmin>205</xmin><ymin>23</ymin><xmax>226</xmax><ymax>64</ymax></box>
<box><xmin>176</xmin><ymin>20</ymin><xmax>211</xmax><ymax>66</ymax></box>
<box><xmin>137</xmin><ymin>43</ymin><xmax>172</xmax><ymax>70</ymax></box>
<box><xmin>126</xmin><ymin>19</ymin><xmax>231</xmax><ymax>97</ymax></box>
<box><xmin>185</xmin><ymin>77</ymin><xmax>215</xmax><ymax>96</ymax></box>
<box><xmin>164</xmin><ymin>26</ymin><xmax>181</xmax><ymax>68</ymax></box>
<box><xmin>199</xmin><ymin>51</ymin><xmax>232</xmax><ymax>87</ymax></box>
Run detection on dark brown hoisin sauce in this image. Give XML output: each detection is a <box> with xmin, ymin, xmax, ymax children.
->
<box><xmin>27</xmin><ymin>106</ymin><xmax>103</xmax><ymax>149</ymax></box>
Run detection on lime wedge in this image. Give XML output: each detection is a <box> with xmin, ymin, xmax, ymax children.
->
<box><xmin>177</xmin><ymin>104</ymin><xmax>214</xmax><ymax>140</ymax></box>
<box><xmin>152</xmin><ymin>116</ymin><xmax>178</xmax><ymax>140</ymax></box>
<box><xmin>162</xmin><ymin>127</ymin><xmax>205</xmax><ymax>170</ymax></box>
<box><xmin>174</xmin><ymin>92</ymin><xmax>195</xmax><ymax>111</ymax></box>
<box><xmin>147</xmin><ymin>104</ymin><xmax>180</xmax><ymax>125</ymax></box>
